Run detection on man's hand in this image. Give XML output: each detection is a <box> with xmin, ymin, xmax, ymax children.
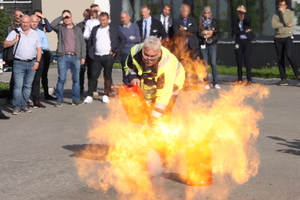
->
<box><xmin>35</xmin><ymin>13</ymin><xmax>45</xmax><ymax>19</ymax></box>
<box><xmin>109</xmin><ymin>51</ymin><xmax>116</xmax><ymax>57</ymax></box>
<box><xmin>179</xmin><ymin>25</ymin><xmax>187</xmax><ymax>31</ymax></box>
<box><xmin>130</xmin><ymin>78</ymin><xmax>140</xmax><ymax>87</ymax></box>
<box><xmin>81</xmin><ymin>59</ymin><xmax>85</xmax><ymax>65</ymax></box>
<box><xmin>32</xmin><ymin>62</ymin><xmax>39</xmax><ymax>71</ymax></box>
<box><xmin>62</xmin><ymin>12</ymin><xmax>70</xmax><ymax>19</ymax></box>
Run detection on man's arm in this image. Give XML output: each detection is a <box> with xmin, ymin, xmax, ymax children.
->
<box><xmin>32</xmin><ymin>47</ymin><xmax>42</xmax><ymax>71</ymax></box>
<box><xmin>50</xmin><ymin>16</ymin><xmax>63</xmax><ymax>32</ymax></box>
<box><xmin>3</xmin><ymin>31</ymin><xmax>19</xmax><ymax>48</ymax></box>
<box><xmin>43</xmin><ymin>18</ymin><xmax>53</xmax><ymax>32</ymax></box>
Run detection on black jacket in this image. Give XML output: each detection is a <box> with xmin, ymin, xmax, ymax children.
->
<box><xmin>173</xmin><ymin>16</ymin><xmax>199</xmax><ymax>49</ymax></box>
<box><xmin>88</xmin><ymin>24</ymin><xmax>126</xmax><ymax>60</ymax></box>
<box><xmin>232</xmin><ymin>13</ymin><xmax>256</xmax><ymax>43</ymax></box>
<box><xmin>136</xmin><ymin>17</ymin><xmax>167</xmax><ymax>40</ymax></box>
<box><xmin>198</xmin><ymin>18</ymin><xmax>218</xmax><ymax>45</ymax></box>
<box><xmin>154</xmin><ymin>14</ymin><xmax>173</xmax><ymax>39</ymax></box>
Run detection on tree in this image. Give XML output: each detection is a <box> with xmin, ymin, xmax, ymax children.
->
<box><xmin>0</xmin><ymin>9</ymin><xmax>12</xmax><ymax>44</ymax></box>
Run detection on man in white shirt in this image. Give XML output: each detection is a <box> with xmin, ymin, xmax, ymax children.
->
<box><xmin>154</xmin><ymin>4</ymin><xmax>173</xmax><ymax>39</ymax></box>
<box><xmin>84</xmin><ymin>12</ymin><xmax>126</xmax><ymax>104</ymax></box>
<box><xmin>83</xmin><ymin>4</ymin><xmax>100</xmax><ymax>40</ymax></box>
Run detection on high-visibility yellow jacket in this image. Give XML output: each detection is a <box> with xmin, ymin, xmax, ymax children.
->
<box><xmin>125</xmin><ymin>43</ymin><xmax>185</xmax><ymax>118</ymax></box>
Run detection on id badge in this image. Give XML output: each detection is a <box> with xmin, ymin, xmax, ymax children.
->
<box><xmin>201</xmin><ymin>44</ymin><xmax>206</xmax><ymax>49</ymax></box>
<box><xmin>235</xmin><ymin>43</ymin><xmax>239</xmax><ymax>49</ymax></box>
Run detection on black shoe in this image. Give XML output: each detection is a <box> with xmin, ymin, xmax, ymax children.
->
<box><xmin>33</xmin><ymin>101</ymin><xmax>46</xmax><ymax>108</ymax></box>
<box><xmin>0</xmin><ymin>113</ymin><xmax>10</xmax><ymax>119</ymax></box>
<box><xmin>278</xmin><ymin>80</ymin><xmax>288</xmax><ymax>86</ymax></box>
<box><xmin>45</xmin><ymin>95</ymin><xmax>57</xmax><ymax>100</ymax></box>
<box><xmin>72</xmin><ymin>99</ymin><xmax>83</xmax><ymax>105</ymax></box>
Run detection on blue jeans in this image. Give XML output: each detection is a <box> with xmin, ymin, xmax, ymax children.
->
<box><xmin>13</xmin><ymin>60</ymin><xmax>36</xmax><ymax>108</ymax></box>
<box><xmin>56</xmin><ymin>55</ymin><xmax>80</xmax><ymax>101</ymax></box>
<box><xmin>200</xmin><ymin>44</ymin><xmax>218</xmax><ymax>85</ymax></box>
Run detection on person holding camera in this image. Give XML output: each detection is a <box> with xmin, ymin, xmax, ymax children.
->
<box><xmin>198</xmin><ymin>6</ymin><xmax>220</xmax><ymax>89</ymax></box>
<box><xmin>232</xmin><ymin>5</ymin><xmax>255</xmax><ymax>85</ymax></box>
<box><xmin>272</xmin><ymin>0</ymin><xmax>300</xmax><ymax>86</ymax></box>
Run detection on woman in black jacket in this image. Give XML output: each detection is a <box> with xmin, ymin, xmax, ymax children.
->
<box><xmin>198</xmin><ymin>6</ymin><xmax>220</xmax><ymax>89</ymax></box>
<box><xmin>232</xmin><ymin>5</ymin><xmax>255</xmax><ymax>85</ymax></box>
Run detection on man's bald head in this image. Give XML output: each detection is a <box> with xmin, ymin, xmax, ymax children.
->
<box><xmin>30</xmin><ymin>14</ymin><xmax>39</xmax><ymax>30</ymax></box>
<box><xmin>21</xmin><ymin>14</ymin><xmax>31</xmax><ymax>31</ymax></box>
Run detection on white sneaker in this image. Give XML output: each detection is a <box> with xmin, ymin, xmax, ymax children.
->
<box><xmin>214</xmin><ymin>84</ymin><xmax>221</xmax><ymax>89</ymax></box>
<box><xmin>83</xmin><ymin>96</ymin><xmax>93</xmax><ymax>104</ymax></box>
<box><xmin>102</xmin><ymin>95</ymin><xmax>110</xmax><ymax>103</ymax></box>
<box><xmin>204</xmin><ymin>84</ymin><xmax>210</xmax><ymax>90</ymax></box>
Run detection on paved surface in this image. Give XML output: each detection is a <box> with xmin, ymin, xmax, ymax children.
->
<box><xmin>0</xmin><ymin>67</ymin><xmax>300</xmax><ymax>200</ymax></box>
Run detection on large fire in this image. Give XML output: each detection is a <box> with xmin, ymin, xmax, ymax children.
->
<box><xmin>74</xmin><ymin>36</ymin><xmax>269</xmax><ymax>199</ymax></box>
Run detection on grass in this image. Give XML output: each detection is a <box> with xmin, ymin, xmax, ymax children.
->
<box><xmin>208</xmin><ymin>65</ymin><xmax>296</xmax><ymax>79</ymax></box>
<box><xmin>0</xmin><ymin>82</ymin><xmax>9</xmax><ymax>91</ymax></box>
<box><xmin>0</xmin><ymin>64</ymin><xmax>295</xmax><ymax>91</ymax></box>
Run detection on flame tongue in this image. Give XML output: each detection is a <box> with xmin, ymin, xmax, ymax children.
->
<box><xmin>75</xmin><ymin>37</ymin><xmax>270</xmax><ymax>199</ymax></box>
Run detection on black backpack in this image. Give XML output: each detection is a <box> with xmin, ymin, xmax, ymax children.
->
<box><xmin>3</xmin><ymin>25</ymin><xmax>20</xmax><ymax>67</ymax></box>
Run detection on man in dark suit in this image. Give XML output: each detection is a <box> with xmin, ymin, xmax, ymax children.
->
<box><xmin>136</xmin><ymin>5</ymin><xmax>167</xmax><ymax>41</ymax></box>
<box><xmin>154</xmin><ymin>4</ymin><xmax>173</xmax><ymax>39</ymax></box>
<box><xmin>83</xmin><ymin>12</ymin><xmax>126</xmax><ymax>104</ymax></box>
<box><xmin>173</xmin><ymin>4</ymin><xmax>199</xmax><ymax>58</ymax></box>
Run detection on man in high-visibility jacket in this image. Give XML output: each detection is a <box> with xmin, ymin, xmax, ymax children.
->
<box><xmin>124</xmin><ymin>36</ymin><xmax>185</xmax><ymax>123</ymax></box>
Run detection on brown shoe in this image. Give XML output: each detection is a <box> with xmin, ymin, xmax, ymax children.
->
<box><xmin>33</xmin><ymin>102</ymin><xmax>46</xmax><ymax>108</ymax></box>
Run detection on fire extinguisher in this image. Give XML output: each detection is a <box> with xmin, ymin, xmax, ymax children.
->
<box><xmin>118</xmin><ymin>85</ymin><xmax>150</xmax><ymax>124</ymax></box>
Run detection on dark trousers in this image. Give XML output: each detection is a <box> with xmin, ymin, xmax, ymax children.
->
<box><xmin>274</xmin><ymin>37</ymin><xmax>299</xmax><ymax>80</ymax></box>
<box><xmin>41</xmin><ymin>50</ymin><xmax>51</xmax><ymax>97</ymax></box>
<box><xmin>235</xmin><ymin>39</ymin><xmax>253</xmax><ymax>82</ymax></box>
<box><xmin>120</xmin><ymin>52</ymin><xmax>129</xmax><ymax>85</ymax></box>
<box><xmin>87</xmin><ymin>55</ymin><xmax>115</xmax><ymax>96</ymax></box>
<box><xmin>31</xmin><ymin>55</ymin><xmax>44</xmax><ymax>103</ymax></box>
<box><xmin>80</xmin><ymin>55</ymin><xmax>92</xmax><ymax>93</ymax></box>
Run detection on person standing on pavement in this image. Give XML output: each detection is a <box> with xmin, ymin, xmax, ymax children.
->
<box><xmin>232</xmin><ymin>5</ymin><xmax>255</xmax><ymax>85</ymax></box>
<box><xmin>3</xmin><ymin>14</ymin><xmax>42</xmax><ymax>115</ymax></box>
<box><xmin>83</xmin><ymin>12</ymin><xmax>126</xmax><ymax>104</ymax></box>
<box><xmin>33</xmin><ymin>9</ymin><xmax>56</xmax><ymax>100</ymax></box>
<box><xmin>198</xmin><ymin>6</ymin><xmax>220</xmax><ymax>90</ymax></box>
<box><xmin>136</xmin><ymin>6</ymin><xmax>167</xmax><ymax>42</ymax></box>
<box><xmin>82</xmin><ymin>4</ymin><xmax>101</xmax><ymax>96</ymax></box>
<box><xmin>4</xmin><ymin>9</ymin><xmax>23</xmax><ymax>101</ymax></box>
<box><xmin>154</xmin><ymin>4</ymin><xmax>173</xmax><ymax>39</ymax></box>
<box><xmin>272</xmin><ymin>0</ymin><xmax>300</xmax><ymax>86</ymax></box>
<box><xmin>119</xmin><ymin>11</ymin><xmax>141</xmax><ymax>85</ymax></box>
<box><xmin>173</xmin><ymin>4</ymin><xmax>200</xmax><ymax>59</ymax></box>
<box><xmin>30</xmin><ymin>15</ymin><xmax>49</xmax><ymax>108</ymax></box>
<box><xmin>51</xmin><ymin>10</ymin><xmax>86</xmax><ymax>107</ymax></box>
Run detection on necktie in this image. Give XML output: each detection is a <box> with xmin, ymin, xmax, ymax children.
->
<box><xmin>143</xmin><ymin>20</ymin><xmax>147</xmax><ymax>40</ymax></box>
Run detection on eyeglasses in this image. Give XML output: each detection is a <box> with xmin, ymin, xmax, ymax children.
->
<box><xmin>142</xmin><ymin>50</ymin><xmax>160</xmax><ymax>60</ymax></box>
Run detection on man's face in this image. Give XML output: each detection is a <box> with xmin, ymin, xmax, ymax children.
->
<box><xmin>120</xmin><ymin>13</ymin><xmax>130</xmax><ymax>25</ymax></box>
<box><xmin>141</xmin><ymin>7</ymin><xmax>150</xmax><ymax>19</ymax></box>
<box><xmin>180</xmin><ymin>5</ymin><xmax>190</xmax><ymax>19</ymax></box>
<box><xmin>142</xmin><ymin>47</ymin><xmax>161</xmax><ymax>66</ymax></box>
<box><xmin>278</xmin><ymin>1</ymin><xmax>287</xmax><ymax>10</ymax></box>
<box><xmin>91</xmin><ymin>6</ymin><xmax>100</xmax><ymax>18</ymax></box>
<box><xmin>83</xmin><ymin>10</ymin><xmax>90</xmax><ymax>20</ymax></box>
<box><xmin>21</xmin><ymin>15</ymin><xmax>31</xmax><ymax>31</ymax></box>
<box><xmin>163</xmin><ymin>6</ymin><xmax>171</xmax><ymax>16</ymax></box>
<box><xmin>14</xmin><ymin>10</ymin><xmax>23</xmax><ymax>23</ymax></box>
<box><xmin>63</xmin><ymin>12</ymin><xmax>73</xmax><ymax>26</ymax></box>
<box><xmin>30</xmin><ymin>15</ymin><xmax>39</xmax><ymax>30</ymax></box>
<box><xmin>33</xmin><ymin>11</ymin><xmax>42</xmax><ymax>23</ymax></box>
<box><xmin>100</xmin><ymin>15</ymin><xmax>109</xmax><ymax>27</ymax></box>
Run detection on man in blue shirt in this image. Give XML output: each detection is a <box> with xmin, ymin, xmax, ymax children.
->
<box><xmin>3</xmin><ymin>15</ymin><xmax>42</xmax><ymax>115</ymax></box>
<box><xmin>119</xmin><ymin>11</ymin><xmax>141</xmax><ymax>85</ymax></box>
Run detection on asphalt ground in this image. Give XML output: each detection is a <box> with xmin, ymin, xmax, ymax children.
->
<box><xmin>0</xmin><ymin>67</ymin><xmax>299</xmax><ymax>200</ymax></box>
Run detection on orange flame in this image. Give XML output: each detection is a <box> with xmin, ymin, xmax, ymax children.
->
<box><xmin>74</xmin><ymin>36</ymin><xmax>270</xmax><ymax>200</ymax></box>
